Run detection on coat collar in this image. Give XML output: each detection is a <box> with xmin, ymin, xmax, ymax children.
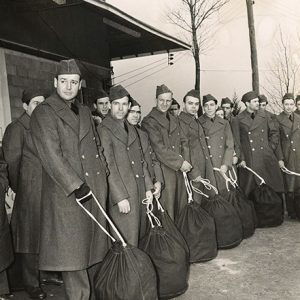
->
<box><xmin>238</xmin><ymin>109</ymin><xmax>265</xmax><ymax>131</ymax></box>
<box><xmin>179</xmin><ymin>111</ymin><xmax>198</xmax><ymax>131</ymax></box>
<box><xmin>198</xmin><ymin>114</ymin><xmax>226</xmax><ymax>135</ymax></box>
<box><xmin>148</xmin><ymin>107</ymin><xmax>178</xmax><ymax>133</ymax></box>
<box><xmin>278</xmin><ymin>112</ymin><xmax>300</xmax><ymax>133</ymax></box>
<box><xmin>17</xmin><ymin>112</ymin><xmax>30</xmax><ymax>130</ymax></box>
<box><xmin>102</xmin><ymin>115</ymin><xmax>137</xmax><ymax>146</ymax></box>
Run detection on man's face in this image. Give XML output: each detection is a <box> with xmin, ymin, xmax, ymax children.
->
<box><xmin>260</xmin><ymin>101</ymin><xmax>267</xmax><ymax>110</ymax></box>
<box><xmin>283</xmin><ymin>99</ymin><xmax>295</xmax><ymax>114</ymax></box>
<box><xmin>156</xmin><ymin>92</ymin><xmax>173</xmax><ymax>113</ymax></box>
<box><xmin>94</xmin><ymin>97</ymin><xmax>110</xmax><ymax>115</ymax></box>
<box><xmin>221</xmin><ymin>103</ymin><xmax>232</xmax><ymax>117</ymax></box>
<box><xmin>184</xmin><ymin>96</ymin><xmax>199</xmax><ymax>116</ymax></box>
<box><xmin>203</xmin><ymin>100</ymin><xmax>217</xmax><ymax>118</ymax></box>
<box><xmin>110</xmin><ymin>96</ymin><xmax>130</xmax><ymax>120</ymax></box>
<box><xmin>54</xmin><ymin>74</ymin><xmax>81</xmax><ymax>101</ymax></box>
<box><xmin>216</xmin><ymin>109</ymin><xmax>224</xmax><ymax>119</ymax></box>
<box><xmin>23</xmin><ymin>96</ymin><xmax>45</xmax><ymax>116</ymax></box>
<box><xmin>127</xmin><ymin>105</ymin><xmax>141</xmax><ymax>126</ymax></box>
<box><xmin>169</xmin><ymin>104</ymin><xmax>180</xmax><ymax>116</ymax></box>
<box><xmin>296</xmin><ymin>100</ymin><xmax>300</xmax><ymax>111</ymax></box>
<box><xmin>246</xmin><ymin>98</ymin><xmax>259</xmax><ymax>112</ymax></box>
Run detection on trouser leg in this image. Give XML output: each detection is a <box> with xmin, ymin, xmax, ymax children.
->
<box><xmin>294</xmin><ymin>193</ymin><xmax>300</xmax><ymax>219</ymax></box>
<box><xmin>285</xmin><ymin>192</ymin><xmax>296</xmax><ymax>218</ymax></box>
<box><xmin>21</xmin><ymin>253</ymin><xmax>39</xmax><ymax>288</ymax></box>
<box><xmin>62</xmin><ymin>269</ymin><xmax>90</xmax><ymax>300</ymax></box>
<box><xmin>0</xmin><ymin>270</ymin><xmax>9</xmax><ymax>295</ymax></box>
<box><xmin>87</xmin><ymin>263</ymin><xmax>101</xmax><ymax>300</ymax></box>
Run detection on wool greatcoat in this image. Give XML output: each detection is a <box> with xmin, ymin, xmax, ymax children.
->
<box><xmin>30</xmin><ymin>92</ymin><xmax>109</xmax><ymax>271</ymax></box>
<box><xmin>178</xmin><ymin>112</ymin><xmax>217</xmax><ymax>199</ymax></box>
<box><xmin>198</xmin><ymin>114</ymin><xmax>234</xmax><ymax>195</ymax></box>
<box><xmin>2</xmin><ymin>113</ymin><xmax>42</xmax><ymax>254</ymax></box>
<box><xmin>141</xmin><ymin>107</ymin><xmax>190</xmax><ymax>221</ymax></box>
<box><xmin>0</xmin><ymin>152</ymin><xmax>13</xmax><ymax>273</ymax></box>
<box><xmin>275</xmin><ymin>112</ymin><xmax>300</xmax><ymax>194</ymax></box>
<box><xmin>231</xmin><ymin>109</ymin><xmax>284</xmax><ymax>196</ymax></box>
<box><xmin>98</xmin><ymin>115</ymin><xmax>153</xmax><ymax>246</ymax></box>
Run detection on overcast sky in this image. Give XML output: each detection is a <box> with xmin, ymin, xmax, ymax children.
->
<box><xmin>107</xmin><ymin>0</ymin><xmax>300</xmax><ymax>116</ymax></box>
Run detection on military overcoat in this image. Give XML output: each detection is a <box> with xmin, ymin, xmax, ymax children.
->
<box><xmin>98</xmin><ymin>116</ymin><xmax>153</xmax><ymax>246</ymax></box>
<box><xmin>275</xmin><ymin>112</ymin><xmax>300</xmax><ymax>194</ymax></box>
<box><xmin>231</xmin><ymin>109</ymin><xmax>284</xmax><ymax>195</ymax></box>
<box><xmin>198</xmin><ymin>114</ymin><xmax>234</xmax><ymax>194</ymax></box>
<box><xmin>2</xmin><ymin>113</ymin><xmax>42</xmax><ymax>254</ymax></box>
<box><xmin>141</xmin><ymin>107</ymin><xmax>189</xmax><ymax>220</ymax></box>
<box><xmin>30</xmin><ymin>93</ymin><xmax>109</xmax><ymax>271</ymax></box>
<box><xmin>0</xmin><ymin>153</ymin><xmax>13</xmax><ymax>272</ymax></box>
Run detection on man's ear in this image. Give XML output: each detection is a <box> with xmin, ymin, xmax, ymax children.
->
<box><xmin>23</xmin><ymin>103</ymin><xmax>28</xmax><ymax>112</ymax></box>
<box><xmin>78</xmin><ymin>80</ymin><xmax>82</xmax><ymax>90</ymax></box>
<box><xmin>128</xmin><ymin>102</ymin><xmax>131</xmax><ymax>109</ymax></box>
<box><xmin>54</xmin><ymin>77</ymin><xmax>58</xmax><ymax>88</ymax></box>
<box><xmin>93</xmin><ymin>103</ymin><xmax>97</xmax><ymax>109</ymax></box>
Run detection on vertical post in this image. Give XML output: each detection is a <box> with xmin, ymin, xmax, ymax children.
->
<box><xmin>246</xmin><ymin>0</ymin><xmax>259</xmax><ymax>93</ymax></box>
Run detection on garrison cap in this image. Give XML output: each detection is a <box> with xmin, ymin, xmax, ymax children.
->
<box><xmin>296</xmin><ymin>95</ymin><xmax>300</xmax><ymax>103</ymax></box>
<box><xmin>221</xmin><ymin>97</ymin><xmax>233</xmax><ymax>107</ymax></box>
<box><xmin>258</xmin><ymin>94</ymin><xmax>268</xmax><ymax>104</ymax></box>
<box><xmin>22</xmin><ymin>88</ymin><xmax>46</xmax><ymax>104</ymax></box>
<box><xmin>57</xmin><ymin>59</ymin><xmax>81</xmax><ymax>76</ymax></box>
<box><xmin>156</xmin><ymin>84</ymin><xmax>172</xmax><ymax>98</ymax></box>
<box><xmin>203</xmin><ymin>94</ymin><xmax>217</xmax><ymax>105</ymax></box>
<box><xmin>94</xmin><ymin>89</ymin><xmax>108</xmax><ymax>100</ymax></box>
<box><xmin>129</xmin><ymin>97</ymin><xmax>141</xmax><ymax>108</ymax></box>
<box><xmin>109</xmin><ymin>85</ymin><xmax>129</xmax><ymax>102</ymax></box>
<box><xmin>184</xmin><ymin>89</ymin><xmax>200</xmax><ymax>101</ymax></box>
<box><xmin>282</xmin><ymin>93</ymin><xmax>294</xmax><ymax>102</ymax></box>
<box><xmin>241</xmin><ymin>91</ymin><xmax>258</xmax><ymax>103</ymax></box>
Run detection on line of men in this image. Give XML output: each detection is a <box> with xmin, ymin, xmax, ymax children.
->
<box><xmin>0</xmin><ymin>58</ymin><xmax>300</xmax><ymax>300</ymax></box>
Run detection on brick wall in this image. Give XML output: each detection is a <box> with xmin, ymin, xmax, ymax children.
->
<box><xmin>4</xmin><ymin>49</ymin><xmax>111</xmax><ymax>121</ymax></box>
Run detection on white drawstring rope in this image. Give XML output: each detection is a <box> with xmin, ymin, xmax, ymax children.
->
<box><xmin>228</xmin><ymin>168</ymin><xmax>239</xmax><ymax>188</ymax></box>
<box><xmin>189</xmin><ymin>180</ymin><xmax>209</xmax><ymax>198</ymax></box>
<box><xmin>142</xmin><ymin>196</ymin><xmax>162</xmax><ymax>228</ymax></box>
<box><xmin>154</xmin><ymin>195</ymin><xmax>165</xmax><ymax>212</ymax></box>
<box><xmin>244</xmin><ymin>166</ymin><xmax>266</xmax><ymax>185</ymax></box>
<box><xmin>183</xmin><ymin>172</ymin><xmax>194</xmax><ymax>203</ymax></box>
<box><xmin>281</xmin><ymin>166</ymin><xmax>300</xmax><ymax>177</ymax></box>
<box><xmin>76</xmin><ymin>191</ymin><xmax>127</xmax><ymax>248</ymax></box>
<box><xmin>213</xmin><ymin>168</ymin><xmax>236</xmax><ymax>191</ymax></box>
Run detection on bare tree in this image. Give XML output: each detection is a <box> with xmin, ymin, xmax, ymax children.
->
<box><xmin>262</xmin><ymin>28</ymin><xmax>300</xmax><ymax>113</ymax></box>
<box><xmin>167</xmin><ymin>0</ymin><xmax>229</xmax><ymax>92</ymax></box>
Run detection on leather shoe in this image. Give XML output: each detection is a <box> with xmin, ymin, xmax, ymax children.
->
<box><xmin>25</xmin><ymin>287</ymin><xmax>47</xmax><ymax>299</ymax></box>
<box><xmin>41</xmin><ymin>277</ymin><xmax>63</xmax><ymax>286</ymax></box>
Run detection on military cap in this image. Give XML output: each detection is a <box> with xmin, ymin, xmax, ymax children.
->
<box><xmin>258</xmin><ymin>94</ymin><xmax>268</xmax><ymax>104</ymax></box>
<box><xmin>22</xmin><ymin>88</ymin><xmax>46</xmax><ymax>104</ymax></box>
<box><xmin>156</xmin><ymin>84</ymin><xmax>172</xmax><ymax>98</ymax></box>
<box><xmin>296</xmin><ymin>95</ymin><xmax>300</xmax><ymax>103</ymax></box>
<box><xmin>129</xmin><ymin>97</ymin><xmax>141</xmax><ymax>108</ymax></box>
<box><xmin>202</xmin><ymin>94</ymin><xmax>217</xmax><ymax>105</ymax></box>
<box><xmin>94</xmin><ymin>89</ymin><xmax>108</xmax><ymax>100</ymax></box>
<box><xmin>109</xmin><ymin>85</ymin><xmax>129</xmax><ymax>102</ymax></box>
<box><xmin>221</xmin><ymin>97</ymin><xmax>233</xmax><ymax>107</ymax></box>
<box><xmin>282</xmin><ymin>93</ymin><xmax>294</xmax><ymax>102</ymax></box>
<box><xmin>183</xmin><ymin>89</ymin><xmax>200</xmax><ymax>102</ymax></box>
<box><xmin>57</xmin><ymin>59</ymin><xmax>81</xmax><ymax>76</ymax></box>
<box><xmin>241</xmin><ymin>91</ymin><xmax>258</xmax><ymax>103</ymax></box>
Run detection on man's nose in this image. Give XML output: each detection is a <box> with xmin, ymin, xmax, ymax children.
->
<box><xmin>67</xmin><ymin>81</ymin><xmax>71</xmax><ymax>90</ymax></box>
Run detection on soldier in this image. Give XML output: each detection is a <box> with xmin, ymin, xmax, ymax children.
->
<box><xmin>276</xmin><ymin>93</ymin><xmax>300</xmax><ymax>219</ymax></box>
<box><xmin>0</xmin><ymin>152</ymin><xmax>13</xmax><ymax>300</ymax></box>
<box><xmin>142</xmin><ymin>84</ymin><xmax>192</xmax><ymax>220</ymax></box>
<box><xmin>178</xmin><ymin>90</ymin><xmax>217</xmax><ymax>199</ymax></box>
<box><xmin>258</xmin><ymin>94</ymin><xmax>275</xmax><ymax>117</ymax></box>
<box><xmin>2</xmin><ymin>89</ymin><xmax>47</xmax><ymax>299</ymax></box>
<box><xmin>98</xmin><ymin>85</ymin><xmax>153</xmax><ymax>245</ymax></box>
<box><xmin>198</xmin><ymin>94</ymin><xmax>234</xmax><ymax>195</ymax></box>
<box><xmin>30</xmin><ymin>59</ymin><xmax>109</xmax><ymax>300</ymax></box>
<box><xmin>295</xmin><ymin>95</ymin><xmax>300</xmax><ymax>115</ymax></box>
<box><xmin>91</xmin><ymin>89</ymin><xmax>110</xmax><ymax>126</ymax></box>
<box><xmin>221</xmin><ymin>97</ymin><xmax>234</xmax><ymax>122</ymax></box>
<box><xmin>126</xmin><ymin>98</ymin><xmax>164</xmax><ymax>237</ymax></box>
<box><xmin>216</xmin><ymin>106</ymin><xmax>224</xmax><ymax>119</ymax></box>
<box><xmin>231</xmin><ymin>91</ymin><xmax>284</xmax><ymax>197</ymax></box>
<box><xmin>169</xmin><ymin>98</ymin><xmax>181</xmax><ymax>117</ymax></box>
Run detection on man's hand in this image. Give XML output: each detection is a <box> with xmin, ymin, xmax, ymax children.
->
<box><xmin>75</xmin><ymin>183</ymin><xmax>92</xmax><ymax>204</ymax></box>
<box><xmin>153</xmin><ymin>181</ymin><xmax>162</xmax><ymax>199</ymax></box>
<box><xmin>192</xmin><ymin>176</ymin><xmax>202</xmax><ymax>182</ymax></box>
<box><xmin>145</xmin><ymin>190</ymin><xmax>153</xmax><ymax>203</ymax></box>
<box><xmin>118</xmin><ymin>199</ymin><xmax>130</xmax><ymax>214</ymax></box>
<box><xmin>239</xmin><ymin>160</ymin><xmax>247</xmax><ymax>168</ymax></box>
<box><xmin>180</xmin><ymin>160</ymin><xmax>192</xmax><ymax>173</ymax></box>
<box><xmin>220</xmin><ymin>165</ymin><xmax>228</xmax><ymax>174</ymax></box>
<box><xmin>233</xmin><ymin>156</ymin><xmax>238</xmax><ymax>165</ymax></box>
<box><xmin>278</xmin><ymin>160</ymin><xmax>285</xmax><ymax>169</ymax></box>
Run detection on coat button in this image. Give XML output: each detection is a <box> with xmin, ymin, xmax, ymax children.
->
<box><xmin>127</xmin><ymin>147</ymin><xmax>129</xmax><ymax>150</ymax></box>
<box><xmin>82</xmin><ymin>155</ymin><xmax>85</xmax><ymax>159</ymax></box>
<box><xmin>262</xmin><ymin>129</ymin><xmax>264</xmax><ymax>132</ymax></box>
<box><xmin>209</xmin><ymin>154</ymin><xmax>213</xmax><ymax>158</ymax></box>
<box><xmin>136</xmin><ymin>174</ymin><xmax>139</xmax><ymax>178</ymax></box>
<box><xmin>219</xmin><ymin>145</ymin><xmax>222</xmax><ymax>148</ymax></box>
<box><xmin>131</xmin><ymin>161</ymin><xmax>135</xmax><ymax>165</ymax></box>
<box><xmin>93</xmin><ymin>137</ymin><xmax>96</xmax><ymax>140</ymax></box>
<box><xmin>291</xmin><ymin>141</ymin><xmax>294</xmax><ymax>144</ymax></box>
<box><xmin>172</xmin><ymin>146</ymin><xmax>175</xmax><ymax>149</ymax></box>
<box><xmin>85</xmin><ymin>172</ymin><xmax>89</xmax><ymax>176</ymax></box>
<box><xmin>219</xmin><ymin>155</ymin><xmax>222</xmax><ymax>158</ymax></box>
<box><xmin>205</xmin><ymin>157</ymin><xmax>208</xmax><ymax>160</ymax></box>
<box><xmin>286</xmin><ymin>135</ymin><xmax>289</xmax><ymax>138</ymax></box>
<box><xmin>261</xmin><ymin>147</ymin><xmax>264</xmax><ymax>150</ymax></box>
<box><xmin>220</xmin><ymin>136</ymin><xmax>223</xmax><ymax>139</ymax></box>
<box><xmin>293</xmin><ymin>149</ymin><xmax>296</xmax><ymax>151</ymax></box>
<box><xmin>250</xmin><ymin>140</ymin><xmax>253</xmax><ymax>143</ymax></box>
<box><xmin>96</xmin><ymin>154</ymin><xmax>99</xmax><ymax>158</ymax></box>
<box><xmin>208</xmin><ymin>145</ymin><xmax>211</xmax><ymax>148</ymax></box>
<box><xmin>97</xmin><ymin>171</ymin><xmax>100</xmax><ymax>175</ymax></box>
<box><xmin>248</xmin><ymin>132</ymin><xmax>251</xmax><ymax>135</ymax></box>
<box><xmin>205</xmin><ymin>136</ymin><xmax>209</xmax><ymax>139</ymax></box>
<box><xmin>252</xmin><ymin>148</ymin><xmax>255</xmax><ymax>151</ymax></box>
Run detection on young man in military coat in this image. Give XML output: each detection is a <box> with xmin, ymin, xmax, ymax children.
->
<box><xmin>2</xmin><ymin>89</ymin><xmax>47</xmax><ymax>299</ymax></box>
<box><xmin>0</xmin><ymin>152</ymin><xmax>13</xmax><ymax>300</ymax></box>
<box><xmin>142</xmin><ymin>84</ymin><xmax>192</xmax><ymax>221</ymax></box>
<box><xmin>231</xmin><ymin>91</ymin><xmax>284</xmax><ymax>197</ymax></box>
<box><xmin>178</xmin><ymin>90</ymin><xmax>217</xmax><ymax>199</ymax></box>
<box><xmin>295</xmin><ymin>95</ymin><xmax>300</xmax><ymax>115</ymax></box>
<box><xmin>276</xmin><ymin>93</ymin><xmax>300</xmax><ymax>219</ymax></box>
<box><xmin>98</xmin><ymin>85</ymin><xmax>153</xmax><ymax>245</ymax></box>
<box><xmin>30</xmin><ymin>59</ymin><xmax>109</xmax><ymax>300</ymax></box>
<box><xmin>91</xmin><ymin>89</ymin><xmax>110</xmax><ymax>126</ymax></box>
<box><xmin>198</xmin><ymin>94</ymin><xmax>234</xmax><ymax>195</ymax></box>
<box><xmin>221</xmin><ymin>97</ymin><xmax>234</xmax><ymax>123</ymax></box>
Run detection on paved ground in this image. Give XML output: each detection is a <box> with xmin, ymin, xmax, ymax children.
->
<box><xmin>10</xmin><ymin>218</ymin><xmax>300</xmax><ymax>300</ymax></box>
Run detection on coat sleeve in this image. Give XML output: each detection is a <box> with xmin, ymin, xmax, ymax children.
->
<box><xmin>2</xmin><ymin>122</ymin><xmax>23</xmax><ymax>192</ymax></box>
<box><xmin>30</xmin><ymin>105</ymin><xmax>84</xmax><ymax>196</ymax></box>
<box><xmin>222</xmin><ymin>121</ymin><xmax>234</xmax><ymax>167</ymax></box>
<box><xmin>150</xmin><ymin>144</ymin><xmax>164</xmax><ymax>185</ymax></box>
<box><xmin>267</xmin><ymin>114</ymin><xmax>280</xmax><ymax>152</ymax></box>
<box><xmin>274</xmin><ymin>120</ymin><xmax>284</xmax><ymax>161</ymax></box>
<box><xmin>97</xmin><ymin>126</ymin><xmax>129</xmax><ymax>206</ymax></box>
<box><xmin>231</xmin><ymin>116</ymin><xmax>245</xmax><ymax>162</ymax></box>
<box><xmin>0</xmin><ymin>153</ymin><xmax>9</xmax><ymax>193</ymax></box>
<box><xmin>142</xmin><ymin>119</ymin><xmax>184</xmax><ymax>171</ymax></box>
<box><xmin>179</xmin><ymin>122</ymin><xmax>190</xmax><ymax>163</ymax></box>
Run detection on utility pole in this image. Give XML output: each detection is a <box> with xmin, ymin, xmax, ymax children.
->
<box><xmin>246</xmin><ymin>0</ymin><xmax>259</xmax><ymax>94</ymax></box>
